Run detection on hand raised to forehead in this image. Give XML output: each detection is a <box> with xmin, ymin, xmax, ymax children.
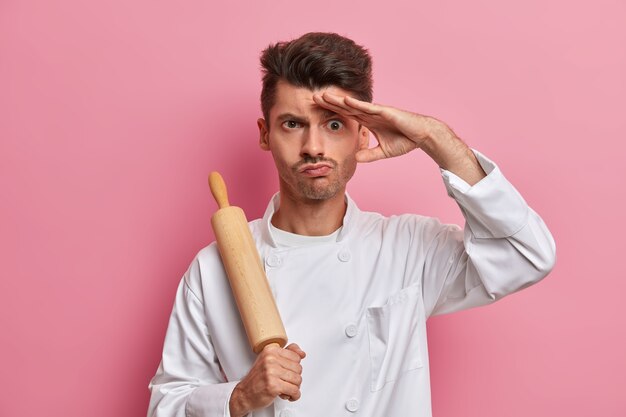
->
<box><xmin>312</xmin><ymin>92</ymin><xmax>437</xmax><ymax>163</ymax></box>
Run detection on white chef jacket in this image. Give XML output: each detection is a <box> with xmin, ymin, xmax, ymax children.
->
<box><xmin>147</xmin><ymin>150</ymin><xmax>556</xmax><ymax>417</ymax></box>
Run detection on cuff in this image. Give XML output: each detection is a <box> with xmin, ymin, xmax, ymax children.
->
<box><xmin>440</xmin><ymin>149</ymin><xmax>529</xmax><ymax>238</ymax></box>
<box><xmin>186</xmin><ymin>381</ymin><xmax>240</xmax><ymax>417</ymax></box>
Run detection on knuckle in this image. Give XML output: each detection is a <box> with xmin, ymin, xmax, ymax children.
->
<box><xmin>291</xmin><ymin>389</ymin><xmax>301</xmax><ymax>401</ymax></box>
<box><xmin>261</xmin><ymin>354</ymin><xmax>276</xmax><ymax>367</ymax></box>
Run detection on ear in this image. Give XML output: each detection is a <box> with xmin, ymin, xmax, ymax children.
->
<box><xmin>258</xmin><ymin>118</ymin><xmax>270</xmax><ymax>151</ymax></box>
<box><xmin>358</xmin><ymin>126</ymin><xmax>370</xmax><ymax>150</ymax></box>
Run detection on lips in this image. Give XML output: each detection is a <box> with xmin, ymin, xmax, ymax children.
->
<box><xmin>299</xmin><ymin>163</ymin><xmax>332</xmax><ymax>177</ymax></box>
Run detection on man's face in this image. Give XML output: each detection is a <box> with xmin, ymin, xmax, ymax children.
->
<box><xmin>258</xmin><ymin>80</ymin><xmax>368</xmax><ymax>202</ymax></box>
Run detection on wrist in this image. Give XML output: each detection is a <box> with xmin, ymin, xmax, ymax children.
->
<box><xmin>420</xmin><ymin>119</ymin><xmax>486</xmax><ymax>185</ymax></box>
<box><xmin>420</xmin><ymin>118</ymin><xmax>465</xmax><ymax>168</ymax></box>
<box><xmin>229</xmin><ymin>384</ymin><xmax>249</xmax><ymax>417</ymax></box>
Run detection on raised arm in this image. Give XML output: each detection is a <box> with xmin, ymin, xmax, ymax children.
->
<box><xmin>312</xmin><ymin>92</ymin><xmax>486</xmax><ymax>185</ymax></box>
<box><xmin>313</xmin><ymin>92</ymin><xmax>555</xmax><ymax>315</ymax></box>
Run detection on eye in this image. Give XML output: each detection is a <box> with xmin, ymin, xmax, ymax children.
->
<box><xmin>283</xmin><ymin>120</ymin><xmax>302</xmax><ymax>129</ymax></box>
<box><xmin>327</xmin><ymin>120</ymin><xmax>344</xmax><ymax>131</ymax></box>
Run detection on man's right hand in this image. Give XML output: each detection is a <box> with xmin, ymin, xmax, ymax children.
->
<box><xmin>229</xmin><ymin>343</ymin><xmax>306</xmax><ymax>417</ymax></box>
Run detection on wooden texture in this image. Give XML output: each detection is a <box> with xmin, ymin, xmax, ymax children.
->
<box><xmin>209</xmin><ymin>172</ymin><xmax>288</xmax><ymax>354</ymax></box>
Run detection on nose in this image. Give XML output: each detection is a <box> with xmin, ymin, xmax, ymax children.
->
<box><xmin>300</xmin><ymin>126</ymin><xmax>325</xmax><ymax>159</ymax></box>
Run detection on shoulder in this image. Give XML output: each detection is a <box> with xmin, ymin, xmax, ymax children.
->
<box><xmin>182</xmin><ymin>242</ymin><xmax>226</xmax><ymax>303</ymax></box>
<box><xmin>356</xmin><ymin>208</ymin><xmax>456</xmax><ymax>241</ymax></box>
<box><xmin>184</xmin><ymin>217</ymin><xmax>265</xmax><ymax>302</ymax></box>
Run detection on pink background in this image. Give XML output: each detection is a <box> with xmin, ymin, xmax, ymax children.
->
<box><xmin>1</xmin><ymin>1</ymin><xmax>624</xmax><ymax>416</ymax></box>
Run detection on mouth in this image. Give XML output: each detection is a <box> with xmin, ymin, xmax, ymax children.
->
<box><xmin>299</xmin><ymin>163</ymin><xmax>333</xmax><ymax>177</ymax></box>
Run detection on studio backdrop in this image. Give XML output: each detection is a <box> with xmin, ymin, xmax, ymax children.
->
<box><xmin>1</xmin><ymin>1</ymin><xmax>624</xmax><ymax>416</ymax></box>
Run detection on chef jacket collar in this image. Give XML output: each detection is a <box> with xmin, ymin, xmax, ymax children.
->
<box><xmin>261</xmin><ymin>191</ymin><xmax>359</xmax><ymax>247</ymax></box>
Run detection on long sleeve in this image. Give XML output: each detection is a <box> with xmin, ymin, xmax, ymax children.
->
<box><xmin>147</xmin><ymin>259</ymin><xmax>238</xmax><ymax>417</ymax></box>
<box><xmin>422</xmin><ymin>149</ymin><xmax>556</xmax><ymax>317</ymax></box>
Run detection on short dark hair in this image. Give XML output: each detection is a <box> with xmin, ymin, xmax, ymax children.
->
<box><xmin>259</xmin><ymin>32</ymin><xmax>373</xmax><ymax>122</ymax></box>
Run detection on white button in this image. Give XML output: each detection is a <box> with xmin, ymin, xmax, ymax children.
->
<box><xmin>338</xmin><ymin>249</ymin><xmax>351</xmax><ymax>262</ymax></box>
<box><xmin>280</xmin><ymin>409</ymin><xmax>295</xmax><ymax>417</ymax></box>
<box><xmin>345</xmin><ymin>398</ymin><xmax>359</xmax><ymax>412</ymax></box>
<box><xmin>266</xmin><ymin>254</ymin><xmax>282</xmax><ymax>268</ymax></box>
<box><xmin>345</xmin><ymin>323</ymin><xmax>358</xmax><ymax>338</ymax></box>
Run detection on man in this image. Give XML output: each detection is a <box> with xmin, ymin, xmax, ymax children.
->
<box><xmin>147</xmin><ymin>32</ymin><xmax>556</xmax><ymax>417</ymax></box>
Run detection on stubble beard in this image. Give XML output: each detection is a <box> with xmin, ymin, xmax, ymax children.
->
<box><xmin>285</xmin><ymin>155</ymin><xmax>358</xmax><ymax>201</ymax></box>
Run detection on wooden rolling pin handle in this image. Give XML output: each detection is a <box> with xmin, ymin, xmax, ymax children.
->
<box><xmin>209</xmin><ymin>171</ymin><xmax>230</xmax><ymax>209</ymax></box>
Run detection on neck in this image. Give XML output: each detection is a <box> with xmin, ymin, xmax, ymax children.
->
<box><xmin>271</xmin><ymin>188</ymin><xmax>347</xmax><ymax>236</ymax></box>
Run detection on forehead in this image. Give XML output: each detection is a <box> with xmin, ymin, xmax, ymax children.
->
<box><xmin>269</xmin><ymin>80</ymin><xmax>353</xmax><ymax>121</ymax></box>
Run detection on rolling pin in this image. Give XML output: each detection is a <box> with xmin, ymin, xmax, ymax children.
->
<box><xmin>209</xmin><ymin>172</ymin><xmax>288</xmax><ymax>354</ymax></box>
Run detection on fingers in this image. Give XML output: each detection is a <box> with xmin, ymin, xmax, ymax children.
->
<box><xmin>263</xmin><ymin>370</ymin><xmax>301</xmax><ymax>401</ymax></box>
<box><xmin>276</xmin><ymin>379</ymin><xmax>302</xmax><ymax>401</ymax></box>
<box><xmin>313</xmin><ymin>92</ymin><xmax>382</xmax><ymax>117</ymax></box>
<box><xmin>343</xmin><ymin>95</ymin><xmax>383</xmax><ymax>115</ymax></box>
<box><xmin>261</xmin><ymin>343</ymin><xmax>305</xmax><ymax>364</ymax></box>
<box><xmin>312</xmin><ymin>93</ymin><xmax>356</xmax><ymax>117</ymax></box>
<box><xmin>232</xmin><ymin>343</ymin><xmax>306</xmax><ymax>415</ymax></box>
<box><xmin>276</xmin><ymin>344</ymin><xmax>304</xmax><ymax>374</ymax></box>
<box><xmin>269</xmin><ymin>358</ymin><xmax>303</xmax><ymax>402</ymax></box>
<box><xmin>278</xmin><ymin>356</ymin><xmax>303</xmax><ymax>374</ymax></box>
<box><xmin>356</xmin><ymin>146</ymin><xmax>388</xmax><ymax>163</ymax></box>
<box><xmin>277</xmin><ymin>344</ymin><xmax>304</xmax><ymax>401</ymax></box>
<box><xmin>285</xmin><ymin>343</ymin><xmax>306</xmax><ymax>359</ymax></box>
<box><xmin>284</xmin><ymin>383</ymin><xmax>302</xmax><ymax>401</ymax></box>
<box><xmin>277</xmin><ymin>367</ymin><xmax>303</xmax><ymax>387</ymax></box>
<box><xmin>262</xmin><ymin>343</ymin><xmax>305</xmax><ymax>396</ymax></box>
<box><xmin>276</xmin><ymin>369</ymin><xmax>302</xmax><ymax>401</ymax></box>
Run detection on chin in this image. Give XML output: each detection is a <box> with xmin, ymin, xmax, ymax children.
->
<box><xmin>299</xmin><ymin>182</ymin><xmax>344</xmax><ymax>201</ymax></box>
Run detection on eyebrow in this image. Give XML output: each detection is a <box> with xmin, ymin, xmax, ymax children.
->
<box><xmin>275</xmin><ymin>110</ymin><xmax>341</xmax><ymax>123</ymax></box>
<box><xmin>276</xmin><ymin>113</ymin><xmax>307</xmax><ymax>123</ymax></box>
